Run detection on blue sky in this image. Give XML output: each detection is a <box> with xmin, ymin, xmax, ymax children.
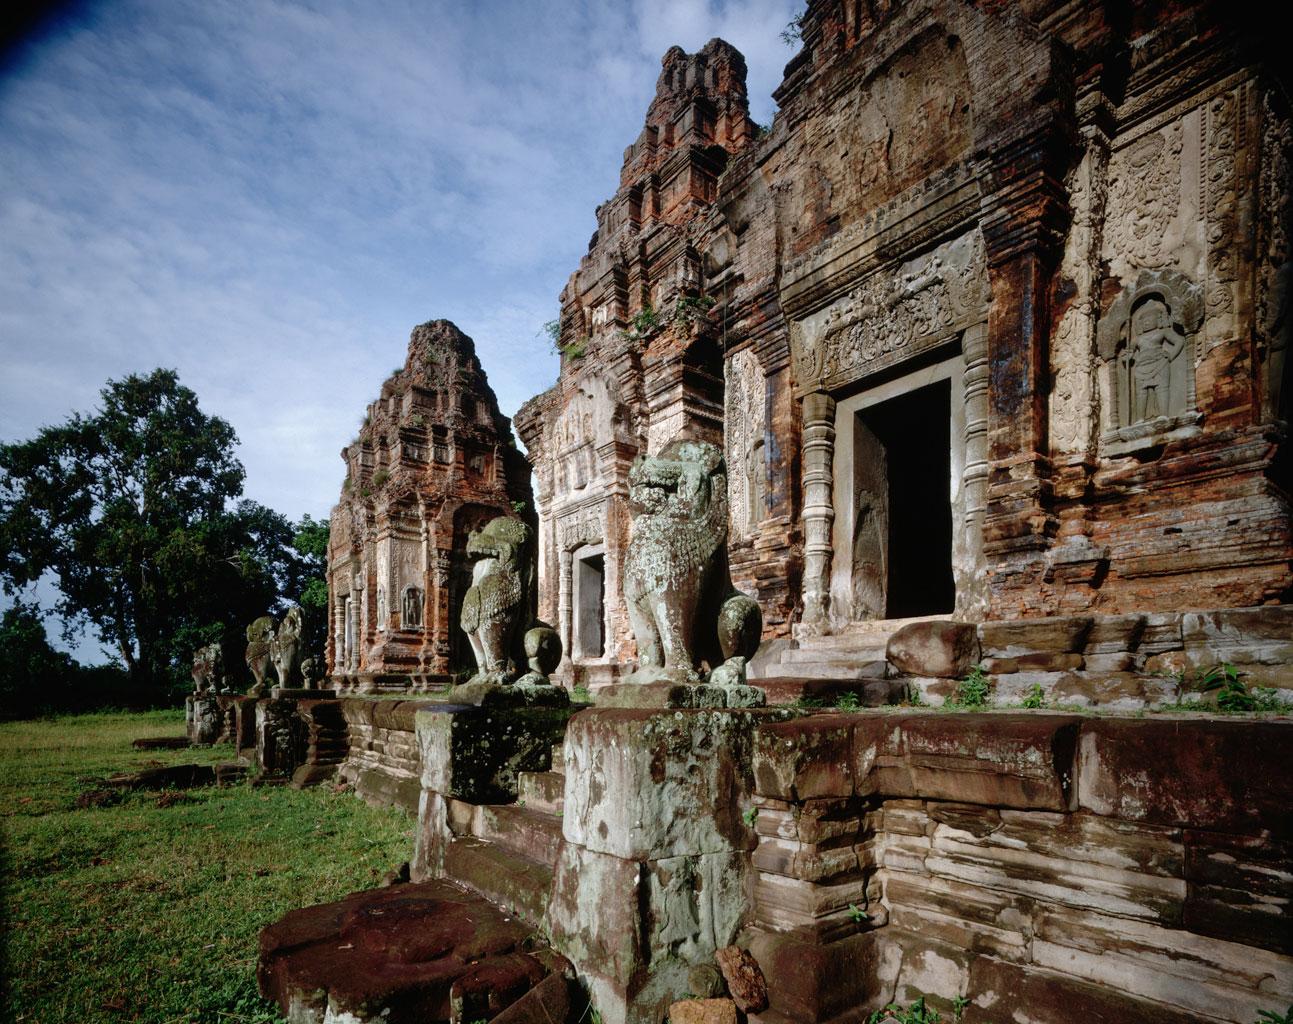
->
<box><xmin>0</xmin><ymin>0</ymin><xmax>799</xmax><ymax>523</ymax></box>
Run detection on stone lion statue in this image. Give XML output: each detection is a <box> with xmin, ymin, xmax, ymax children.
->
<box><xmin>623</xmin><ymin>437</ymin><xmax>761</xmax><ymax>686</ymax></box>
<box><xmin>270</xmin><ymin>606</ymin><xmax>304</xmax><ymax>690</ymax></box>
<box><xmin>460</xmin><ymin>516</ymin><xmax>531</xmax><ymax>685</ymax></box>
<box><xmin>192</xmin><ymin>642</ymin><xmax>227</xmax><ymax>694</ymax></box>
<box><xmin>245</xmin><ymin>615</ymin><xmax>275</xmax><ymax>697</ymax></box>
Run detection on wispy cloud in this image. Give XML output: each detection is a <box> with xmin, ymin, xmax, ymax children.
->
<box><xmin>0</xmin><ymin>0</ymin><xmax>800</xmax><ymax>655</ymax></box>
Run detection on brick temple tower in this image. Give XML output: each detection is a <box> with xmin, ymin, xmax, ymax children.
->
<box><xmin>327</xmin><ymin>320</ymin><xmax>531</xmax><ymax>690</ymax></box>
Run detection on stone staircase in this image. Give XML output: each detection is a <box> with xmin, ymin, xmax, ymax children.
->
<box><xmin>761</xmin><ymin>616</ymin><xmax>946</xmax><ymax>681</ymax></box>
<box><xmin>442</xmin><ymin>743</ymin><xmax>566</xmax><ymax>926</ymax></box>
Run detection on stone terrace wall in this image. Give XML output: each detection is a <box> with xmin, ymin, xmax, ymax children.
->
<box><xmin>749</xmin><ymin>712</ymin><xmax>1293</xmax><ymax>1023</ymax></box>
<box><xmin>904</xmin><ymin>604</ymin><xmax>1293</xmax><ymax>709</ymax></box>
<box><xmin>336</xmin><ymin>698</ymin><xmax>434</xmax><ymax>812</ymax></box>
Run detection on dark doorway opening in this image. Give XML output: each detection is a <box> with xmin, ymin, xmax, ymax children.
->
<box><xmin>575</xmin><ymin>550</ymin><xmax>605</xmax><ymax>659</ymax></box>
<box><xmin>856</xmin><ymin>378</ymin><xmax>954</xmax><ymax>618</ymax></box>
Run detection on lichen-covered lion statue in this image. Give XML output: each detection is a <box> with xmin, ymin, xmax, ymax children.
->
<box><xmin>460</xmin><ymin>515</ymin><xmax>560</xmax><ymax>686</ymax></box>
<box><xmin>623</xmin><ymin>437</ymin><xmax>761</xmax><ymax>686</ymax></box>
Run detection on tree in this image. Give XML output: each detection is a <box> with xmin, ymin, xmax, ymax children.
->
<box><xmin>0</xmin><ymin>369</ymin><xmax>298</xmax><ymax>692</ymax></box>
<box><xmin>286</xmin><ymin>514</ymin><xmax>330</xmax><ymax>658</ymax></box>
<box><xmin>0</xmin><ymin>602</ymin><xmax>76</xmax><ymax>717</ymax></box>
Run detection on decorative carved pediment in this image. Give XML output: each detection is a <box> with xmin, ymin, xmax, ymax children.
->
<box><xmin>557</xmin><ymin>505</ymin><xmax>605</xmax><ymax>553</ymax></box>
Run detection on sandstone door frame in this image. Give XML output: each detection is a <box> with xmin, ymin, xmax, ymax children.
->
<box><xmin>799</xmin><ymin>320</ymin><xmax>989</xmax><ymax>633</ymax></box>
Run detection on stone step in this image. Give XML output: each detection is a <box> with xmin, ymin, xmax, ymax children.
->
<box><xmin>759</xmin><ymin>677</ymin><xmax>906</xmax><ymax>707</ymax></box>
<box><xmin>518</xmin><ymin>770</ymin><xmax>565</xmax><ymax>815</ymax></box>
<box><xmin>780</xmin><ymin>648</ymin><xmax>889</xmax><ymax>667</ymax></box>
<box><xmin>445</xmin><ymin>837</ymin><xmax>554</xmax><ymax>926</ymax></box>
<box><xmin>471</xmin><ymin>803</ymin><xmax>564</xmax><ymax>867</ymax></box>
<box><xmin>774</xmin><ymin>659</ymin><xmax>890</xmax><ymax>680</ymax></box>
<box><xmin>786</xmin><ymin>635</ymin><xmax>893</xmax><ymax>654</ymax></box>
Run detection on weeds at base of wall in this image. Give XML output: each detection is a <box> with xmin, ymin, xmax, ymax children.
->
<box><xmin>868</xmin><ymin>993</ymin><xmax>971</xmax><ymax>1024</ymax></box>
<box><xmin>950</xmin><ymin>665</ymin><xmax>991</xmax><ymax>709</ymax></box>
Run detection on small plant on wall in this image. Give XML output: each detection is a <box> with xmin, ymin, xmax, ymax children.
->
<box><xmin>952</xmin><ymin>665</ymin><xmax>991</xmax><ymax>708</ymax></box>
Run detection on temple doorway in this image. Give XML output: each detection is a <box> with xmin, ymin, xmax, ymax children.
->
<box><xmin>830</xmin><ymin>358</ymin><xmax>963</xmax><ymax>626</ymax></box>
<box><xmin>573</xmin><ymin>544</ymin><xmax>605</xmax><ymax>659</ymax></box>
<box><xmin>856</xmin><ymin>379</ymin><xmax>955</xmax><ymax>617</ymax></box>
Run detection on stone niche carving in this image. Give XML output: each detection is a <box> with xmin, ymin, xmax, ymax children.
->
<box><xmin>623</xmin><ymin>437</ymin><xmax>762</xmax><ymax>687</ymax></box>
<box><xmin>725</xmin><ymin>347</ymin><xmax>766</xmax><ymax>540</ymax></box>
<box><xmin>1097</xmin><ymin>268</ymin><xmax>1204</xmax><ymax>453</ymax></box>
<box><xmin>793</xmin><ymin>230</ymin><xmax>988</xmax><ymax>392</ymax></box>
<box><xmin>401</xmin><ymin>586</ymin><xmax>424</xmax><ymax>629</ymax></box>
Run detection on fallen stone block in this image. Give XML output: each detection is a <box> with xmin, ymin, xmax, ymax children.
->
<box><xmin>668</xmin><ymin>998</ymin><xmax>737</xmax><ymax>1024</ymax></box>
<box><xmin>715</xmin><ymin>945</ymin><xmax>768</xmax><ymax>1013</ymax></box>
<box><xmin>131</xmin><ymin>737</ymin><xmax>190</xmax><ymax>750</ymax></box>
<box><xmin>886</xmin><ymin>620</ymin><xmax>980</xmax><ymax>679</ymax></box>
<box><xmin>258</xmin><ymin>879</ymin><xmax>554</xmax><ymax>1024</ymax></box>
<box><xmin>105</xmin><ymin>764</ymin><xmax>217</xmax><ymax>791</ymax></box>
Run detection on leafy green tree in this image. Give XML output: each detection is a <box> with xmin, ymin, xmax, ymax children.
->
<box><xmin>0</xmin><ymin>602</ymin><xmax>76</xmax><ymax>716</ymax></box>
<box><xmin>0</xmin><ymin>369</ymin><xmax>299</xmax><ymax>692</ymax></box>
<box><xmin>287</xmin><ymin>513</ymin><xmax>330</xmax><ymax>658</ymax></box>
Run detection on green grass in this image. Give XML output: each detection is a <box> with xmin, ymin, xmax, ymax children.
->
<box><xmin>1</xmin><ymin>709</ymin><xmax>413</xmax><ymax>1023</ymax></box>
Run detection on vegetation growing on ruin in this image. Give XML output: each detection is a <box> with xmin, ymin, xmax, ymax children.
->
<box><xmin>1021</xmin><ymin>682</ymin><xmax>1047</xmax><ymax>709</ymax></box>
<box><xmin>952</xmin><ymin>665</ymin><xmax>991</xmax><ymax>708</ymax></box>
<box><xmin>540</xmin><ymin>319</ymin><xmax>589</xmax><ymax>359</ymax></box>
<box><xmin>867</xmin><ymin>994</ymin><xmax>965</xmax><ymax>1023</ymax></box>
<box><xmin>1</xmin><ymin>709</ymin><xmax>411</xmax><ymax>1024</ymax></box>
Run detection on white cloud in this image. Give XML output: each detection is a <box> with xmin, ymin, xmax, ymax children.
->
<box><xmin>0</xmin><ymin>0</ymin><xmax>800</xmax><ymax>657</ymax></box>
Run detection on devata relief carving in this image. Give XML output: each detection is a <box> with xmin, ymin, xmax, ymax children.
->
<box><xmin>400</xmin><ymin>586</ymin><xmax>424</xmax><ymax>630</ymax></box>
<box><xmin>623</xmin><ymin>438</ymin><xmax>762</xmax><ymax>687</ymax></box>
<box><xmin>1098</xmin><ymin>268</ymin><xmax>1204</xmax><ymax>449</ymax></box>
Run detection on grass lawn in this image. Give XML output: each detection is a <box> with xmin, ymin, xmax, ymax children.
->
<box><xmin>1</xmin><ymin>709</ymin><xmax>413</xmax><ymax>1023</ymax></box>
